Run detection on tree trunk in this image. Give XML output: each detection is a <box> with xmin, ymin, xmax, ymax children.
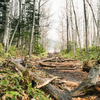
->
<box><xmin>29</xmin><ymin>0</ymin><xmax>36</xmax><ymax>55</ymax></box>
<box><xmin>9</xmin><ymin>58</ymin><xmax>72</xmax><ymax>100</ymax></box>
<box><xmin>70</xmin><ymin>0</ymin><xmax>76</xmax><ymax>55</ymax></box>
<box><xmin>17</xmin><ymin>0</ymin><xmax>22</xmax><ymax>49</ymax></box>
<box><xmin>71</xmin><ymin>62</ymin><xmax>100</xmax><ymax>96</ymax></box>
<box><xmin>8</xmin><ymin>21</ymin><xmax>20</xmax><ymax>51</ymax></box>
<box><xmin>83</xmin><ymin>0</ymin><xmax>88</xmax><ymax>52</ymax></box>
<box><xmin>3</xmin><ymin>3</ymin><xmax>10</xmax><ymax>52</ymax></box>
<box><xmin>66</xmin><ymin>0</ymin><xmax>69</xmax><ymax>53</ymax></box>
<box><xmin>97</xmin><ymin>0</ymin><xmax>100</xmax><ymax>46</ymax></box>
<box><xmin>71</xmin><ymin>0</ymin><xmax>82</xmax><ymax>53</ymax></box>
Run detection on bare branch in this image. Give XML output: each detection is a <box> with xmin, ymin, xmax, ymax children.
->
<box><xmin>40</xmin><ymin>0</ymin><xmax>50</xmax><ymax>7</ymax></box>
<box><xmin>86</xmin><ymin>0</ymin><xmax>97</xmax><ymax>27</ymax></box>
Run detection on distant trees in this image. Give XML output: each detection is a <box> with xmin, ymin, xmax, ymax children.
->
<box><xmin>62</xmin><ymin>0</ymin><xmax>100</xmax><ymax>54</ymax></box>
<box><xmin>0</xmin><ymin>0</ymin><xmax>51</xmax><ymax>55</ymax></box>
<box><xmin>1</xmin><ymin>0</ymin><xmax>100</xmax><ymax>55</ymax></box>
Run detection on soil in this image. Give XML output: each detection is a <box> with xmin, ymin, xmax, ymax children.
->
<box><xmin>39</xmin><ymin>60</ymin><xmax>88</xmax><ymax>83</ymax></box>
<box><xmin>1</xmin><ymin>53</ymin><xmax>99</xmax><ymax>100</ymax></box>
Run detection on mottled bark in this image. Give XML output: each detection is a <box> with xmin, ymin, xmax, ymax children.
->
<box><xmin>71</xmin><ymin>0</ymin><xmax>82</xmax><ymax>53</ymax></box>
<box><xmin>83</xmin><ymin>0</ymin><xmax>88</xmax><ymax>52</ymax></box>
<box><xmin>3</xmin><ymin>4</ymin><xmax>10</xmax><ymax>52</ymax></box>
<box><xmin>29</xmin><ymin>0</ymin><xmax>36</xmax><ymax>55</ymax></box>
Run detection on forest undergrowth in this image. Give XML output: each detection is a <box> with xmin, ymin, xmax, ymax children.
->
<box><xmin>60</xmin><ymin>46</ymin><xmax>100</xmax><ymax>62</ymax></box>
<box><xmin>0</xmin><ymin>43</ymin><xmax>100</xmax><ymax>100</ymax></box>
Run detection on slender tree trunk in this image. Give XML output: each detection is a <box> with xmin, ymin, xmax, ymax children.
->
<box><xmin>66</xmin><ymin>0</ymin><xmax>69</xmax><ymax>53</ymax></box>
<box><xmin>8</xmin><ymin>21</ymin><xmax>20</xmax><ymax>51</ymax></box>
<box><xmin>29</xmin><ymin>0</ymin><xmax>36</xmax><ymax>55</ymax></box>
<box><xmin>83</xmin><ymin>0</ymin><xmax>88</xmax><ymax>52</ymax></box>
<box><xmin>38</xmin><ymin>0</ymin><xmax>41</xmax><ymax>31</ymax></box>
<box><xmin>3</xmin><ymin>3</ymin><xmax>10</xmax><ymax>52</ymax></box>
<box><xmin>67</xmin><ymin>16</ymin><xmax>69</xmax><ymax>53</ymax></box>
<box><xmin>70</xmin><ymin>0</ymin><xmax>76</xmax><ymax>55</ymax></box>
<box><xmin>17</xmin><ymin>0</ymin><xmax>21</xmax><ymax>48</ymax></box>
<box><xmin>86</xmin><ymin>0</ymin><xmax>97</xmax><ymax>27</ymax></box>
<box><xmin>97</xmin><ymin>0</ymin><xmax>100</xmax><ymax>46</ymax></box>
<box><xmin>71</xmin><ymin>0</ymin><xmax>82</xmax><ymax>53</ymax></box>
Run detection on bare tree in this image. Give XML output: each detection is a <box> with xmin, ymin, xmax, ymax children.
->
<box><xmin>83</xmin><ymin>0</ymin><xmax>88</xmax><ymax>52</ymax></box>
<box><xmin>70</xmin><ymin>0</ymin><xmax>76</xmax><ymax>55</ymax></box>
<box><xmin>71</xmin><ymin>0</ymin><xmax>82</xmax><ymax>53</ymax></box>
<box><xmin>3</xmin><ymin>3</ymin><xmax>10</xmax><ymax>52</ymax></box>
<box><xmin>97</xmin><ymin>0</ymin><xmax>100</xmax><ymax>46</ymax></box>
<box><xmin>66</xmin><ymin>0</ymin><xmax>70</xmax><ymax>53</ymax></box>
<box><xmin>29</xmin><ymin>0</ymin><xmax>36</xmax><ymax>55</ymax></box>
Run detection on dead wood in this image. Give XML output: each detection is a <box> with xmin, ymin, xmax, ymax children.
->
<box><xmin>8</xmin><ymin>58</ymin><xmax>72</xmax><ymax>100</ymax></box>
<box><xmin>39</xmin><ymin>61</ymin><xmax>76</xmax><ymax>67</ymax></box>
<box><xmin>83</xmin><ymin>60</ymin><xmax>94</xmax><ymax>72</ymax></box>
<box><xmin>36</xmin><ymin>77</ymin><xmax>57</xmax><ymax>89</ymax></box>
<box><xmin>60</xmin><ymin>80</ymin><xmax>79</xmax><ymax>87</ymax></box>
<box><xmin>71</xmin><ymin>63</ymin><xmax>100</xmax><ymax>96</ymax></box>
<box><xmin>41</xmin><ymin>66</ymin><xmax>81</xmax><ymax>70</ymax></box>
<box><xmin>52</xmin><ymin>79</ymin><xmax>79</xmax><ymax>87</ymax></box>
<box><xmin>39</xmin><ymin>62</ymin><xmax>81</xmax><ymax>70</ymax></box>
<box><xmin>36</xmin><ymin>57</ymin><xmax>55</xmax><ymax>63</ymax></box>
<box><xmin>64</xmin><ymin>59</ymin><xmax>77</xmax><ymax>61</ymax></box>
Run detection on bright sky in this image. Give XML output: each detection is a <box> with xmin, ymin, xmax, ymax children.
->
<box><xmin>47</xmin><ymin>0</ymin><xmax>65</xmax><ymax>41</ymax></box>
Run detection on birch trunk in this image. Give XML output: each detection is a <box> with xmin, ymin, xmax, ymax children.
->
<box><xmin>29</xmin><ymin>0</ymin><xmax>36</xmax><ymax>55</ymax></box>
<box><xmin>3</xmin><ymin>4</ymin><xmax>10</xmax><ymax>52</ymax></box>
<box><xmin>66</xmin><ymin>0</ymin><xmax>69</xmax><ymax>53</ymax></box>
<box><xmin>71</xmin><ymin>0</ymin><xmax>82</xmax><ymax>53</ymax></box>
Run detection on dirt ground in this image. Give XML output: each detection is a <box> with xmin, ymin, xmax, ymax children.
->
<box><xmin>39</xmin><ymin>60</ymin><xmax>88</xmax><ymax>83</ymax></box>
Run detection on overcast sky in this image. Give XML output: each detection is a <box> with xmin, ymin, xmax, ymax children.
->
<box><xmin>47</xmin><ymin>0</ymin><xmax>97</xmax><ymax>42</ymax></box>
<box><xmin>47</xmin><ymin>0</ymin><xmax>66</xmax><ymax>41</ymax></box>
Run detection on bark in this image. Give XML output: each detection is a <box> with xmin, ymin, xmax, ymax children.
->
<box><xmin>8</xmin><ymin>58</ymin><xmax>72</xmax><ymax>100</ymax></box>
<box><xmin>67</xmin><ymin>16</ymin><xmax>69</xmax><ymax>53</ymax></box>
<box><xmin>83</xmin><ymin>0</ymin><xmax>88</xmax><ymax>52</ymax></box>
<box><xmin>29</xmin><ymin>0</ymin><xmax>36</xmax><ymax>55</ymax></box>
<box><xmin>39</xmin><ymin>61</ymin><xmax>80</xmax><ymax>68</ymax></box>
<box><xmin>71</xmin><ymin>0</ymin><xmax>82</xmax><ymax>53</ymax></box>
<box><xmin>71</xmin><ymin>63</ymin><xmax>100</xmax><ymax>96</ymax></box>
<box><xmin>70</xmin><ymin>0</ymin><xmax>76</xmax><ymax>55</ymax></box>
<box><xmin>8</xmin><ymin>21</ymin><xmax>19</xmax><ymax>51</ymax></box>
<box><xmin>66</xmin><ymin>0</ymin><xmax>69</xmax><ymax>53</ymax></box>
<box><xmin>3</xmin><ymin>3</ymin><xmax>10</xmax><ymax>52</ymax></box>
<box><xmin>97</xmin><ymin>0</ymin><xmax>100</xmax><ymax>46</ymax></box>
<box><xmin>85</xmin><ymin>0</ymin><xmax>97</xmax><ymax>27</ymax></box>
<box><xmin>17</xmin><ymin>0</ymin><xmax>22</xmax><ymax>48</ymax></box>
<box><xmin>36</xmin><ymin>77</ymin><xmax>57</xmax><ymax>89</ymax></box>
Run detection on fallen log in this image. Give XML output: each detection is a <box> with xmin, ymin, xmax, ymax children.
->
<box><xmin>36</xmin><ymin>77</ymin><xmax>57</xmax><ymax>89</ymax></box>
<box><xmin>64</xmin><ymin>59</ymin><xmax>77</xmax><ymax>61</ymax></box>
<box><xmin>39</xmin><ymin>61</ymin><xmax>76</xmax><ymax>67</ymax></box>
<box><xmin>36</xmin><ymin>57</ymin><xmax>55</xmax><ymax>63</ymax></box>
<box><xmin>71</xmin><ymin>62</ymin><xmax>100</xmax><ymax>96</ymax></box>
<box><xmin>41</xmin><ymin>66</ymin><xmax>81</xmax><ymax>70</ymax></box>
<box><xmin>8</xmin><ymin>58</ymin><xmax>72</xmax><ymax>100</ymax></box>
<box><xmin>52</xmin><ymin>79</ymin><xmax>79</xmax><ymax>87</ymax></box>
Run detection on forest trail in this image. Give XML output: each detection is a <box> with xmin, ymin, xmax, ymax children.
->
<box><xmin>1</xmin><ymin>53</ymin><xmax>100</xmax><ymax>100</ymax></box>
<box><xmin>39</xmin><ymin>53</ymin><xmax>87</xmax><ymax>83</ymax></box>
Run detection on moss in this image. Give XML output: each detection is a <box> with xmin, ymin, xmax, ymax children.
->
<box><xmin>60</xmin><ymin>46</ymin><xmax>100</xmax><ymax>62</ymax></box>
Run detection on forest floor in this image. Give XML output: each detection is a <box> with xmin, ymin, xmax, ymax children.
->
<box><xmin>0</xmin><ymin>52</ymin><xmax>100</xmax><ymax>100</ymax></box>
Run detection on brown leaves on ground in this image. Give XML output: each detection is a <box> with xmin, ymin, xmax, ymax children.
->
<box><xmin>0</xmin><ymin>54</ymin><xmax>100</xmax><ymax>100</ymax></box>
<box><xmin>73</xmin><ymin>96</ymin><xmax>97</xmax><ymax>100</ymax></box>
